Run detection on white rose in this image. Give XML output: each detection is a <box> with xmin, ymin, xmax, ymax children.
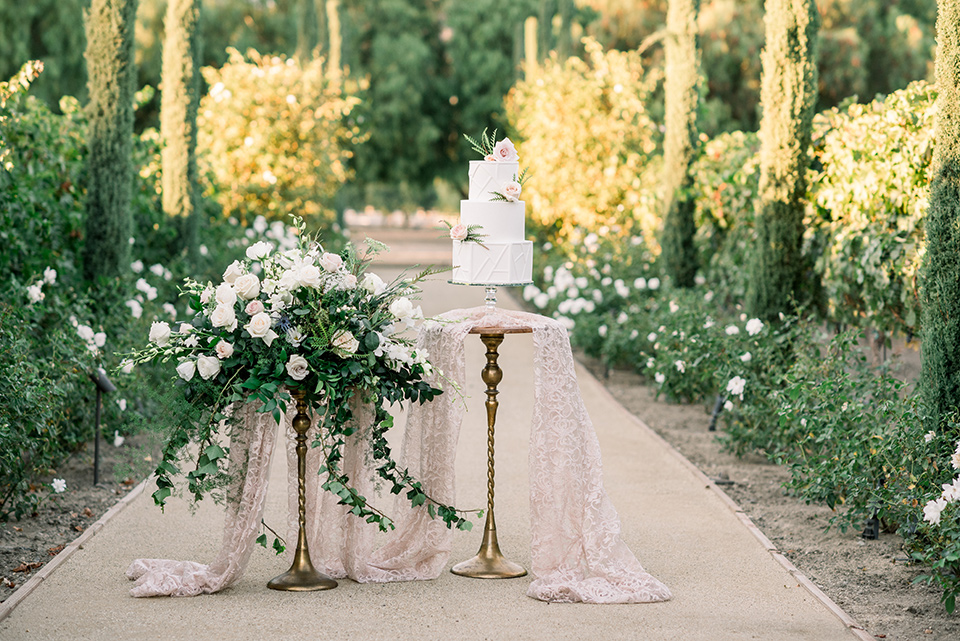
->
<box><xmin>389</xmin><ymin>297</ymin><xmax>415</xmax><ymax>320</ymax></box>
<box><xmin>222</xmin><ymin>260</ymin><xmax>245</xmax><ymax>284</ymax></box>
<box><xmin>234</xmin><ymin>273</ymin><xmax>261</xmax><ymax>300</ymax></box>
<box><xmin>149</xmin><ymin>321</ymin><xmax>171</xmax><ymax>346</ymax></box>
<box><xmin>492</xmin><ymin>137</ymin><xmax>518</xmax><ymax>162</ymax></box>
<box><xmin>298</xmin><ymin>264</ymin><xmax>322</xmax><ymax>288</ymax></box>
<box><xmin>215</xmin><ymin>282</ymin><xmax>237</xmax><ymax>306</ymax></box>
<box><xmin>319</xmin><ymin>252</ymin><xmax>343</xmax><ymax>272</ymax></box>
<box><xmin>245</xmin><ymin>312</ymin><xmax>273</xmax><ymax>338</ymax></box>
<box><xmin>210</xmin><ymin>304</ymin><xmax>238</xmax><ymax>331</ymax></box>
<box><xmin>502</xmin><ymin>181</ymin><xmax>522</xmax><ymax>201</ymax></box>
<box><xmin>215</xmin><ymin>340</ymin><xmax>234</xmax><ymax>359</ymax></box>
<box><xmin>43</xmin><ymin>266</ymin><xmax>57</xmax><ymax>284</ymax></box>
<box><xmin>176</xmin><ymin>360</ymin><xmax>196</xmax><ymax>381</ymax></box>
<box><xmin>286</xmin><ymin>354</ymin><xmax>310</xmax><ymax>380</ymax></box>
<box><xmin>119</xmin><ymin>359</ymin><xmax>135</xmax><ymax>374</ymax></box>
<box><xmin>745</xmin><ymin>318</ymin><xmax>765</xmax><ymax>336</ymax></box>
<box><xmin>362</xmin><ymin>273</ymin><xmax>387</xmax><ymax>296</ymax></box>
<box><xmin>246</xmin><ymin>240</ymin><xmax>273</xmax><ymax>260</ymax></box>
<box><xmin>342</xmin><ymin>273</ymin><xmax>358</xmax><ymax>290</ymax></box>
<box><xmin>197</xmin><ymin>355</ymin><xmax>221</xmax><ymax>380</ymax></box>
<box><xmin>125</xmin><ymin>299</ymin><xmax>143</xmax><ymax>318</ymax></box>
<box><xmin>77</xmin><ymin>324</ymin><xmax>95</xmax><ymax>343</ymax></box>
<box><xmin>332</xmin><ymin>329</ymin><xmax>359</xmax><ymax>354</ymax></box>
<box><xmin>278</xmin><ymin>270</ymin><xmax>300</xmax><ymax>292</ymax></box>
<box><xmin>93</xmin><ymin>332</ymin><xmax>106</xmax><ymax>348</ymax></box>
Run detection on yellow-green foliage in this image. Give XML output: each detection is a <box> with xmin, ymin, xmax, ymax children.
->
<box><xmin>504</xmin><ymin>38</ymin><xmax>662</xmax><ymax>248</ymax></box>
<box><xmin>197</xmin><ymin>48</ymin><xmax>360</xmax><ymax>227</ymax></box>
<box><xmin>809</xmin><ymin>81</ymin><xmax>934</xmax><ymax>334</ymax></box>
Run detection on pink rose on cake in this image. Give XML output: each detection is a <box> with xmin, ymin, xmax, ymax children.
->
<box><xmin>502</xmin><ymin>181</ymin><xmax>521</xmax><ymax>202</ymax></box>
<box><xmin>449</xmin><ymin>223</ymin><xmax>469</xmax><ymax>241</ymax></box>
<box><xmin>492</xmin><ymin>137</ymin><xmax>518</xmax><ymax>162</ymax></box>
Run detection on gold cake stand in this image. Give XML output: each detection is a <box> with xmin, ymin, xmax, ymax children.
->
<box><xmin>451</xmin><ymin>324</ymin><xmax>532</xmax><ymax>579</ymax></box>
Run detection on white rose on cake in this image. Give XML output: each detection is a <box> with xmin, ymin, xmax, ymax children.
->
<box><xmin>492</xmin><ymin>137</ymin><xmax>518</xmax><ymax>162</ymax></box>
<box><xmin>449</xmin><ymin>223</ymin><xmax>468</xmax><ymax>241</ymax></box>
<box><xmin>502</xmin><ymin>181</ymin><xmax>521</xmax><ymax>202</ymax></box>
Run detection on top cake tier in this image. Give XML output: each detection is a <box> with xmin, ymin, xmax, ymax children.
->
<box><xmin>468</xmin><ymin>160</ymin><xmax>520</xmax><ymax>202</ymax></box>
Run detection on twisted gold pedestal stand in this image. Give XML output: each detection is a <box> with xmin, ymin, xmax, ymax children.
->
<box><xmin>451</xmin><ymin>327</ymin><xmax>531</xmax><ymax>579</ymax></box>
<box><xmin>268</xmin><ymin>388</ymin><xmax>338</xmax><ymax>591</ymax></box>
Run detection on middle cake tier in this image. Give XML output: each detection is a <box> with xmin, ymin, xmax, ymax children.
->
<box><xmin>459</xmin><ymin>200</ymin><xmax>526</xmax><ymax>242</ymax></box>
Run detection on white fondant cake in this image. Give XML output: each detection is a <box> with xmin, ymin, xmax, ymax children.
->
<box><xmin>451</xmin><ymin>160</ymin><xmax>533</xmax><ymax>285</ymax></box>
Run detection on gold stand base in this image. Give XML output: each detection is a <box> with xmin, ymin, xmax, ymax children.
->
<box><xmin>451</xmin><ymin>525</ymin><xmax>527</xmax><ymax>579</ymax></box>
<box><xmin>267</xmin><ymin>533</ymin><xmax>338</xmax><ymax>591</ymax></box>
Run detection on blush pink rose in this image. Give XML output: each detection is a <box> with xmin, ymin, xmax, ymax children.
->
<box><xmin>245</xmin><ymin>300</ymin><xmax>265</xmax><ymax>315</ymax></box>
<box><xmin>493</xmin><ymin>138</ymin><xmax>518</xmax><ymax>162</ymax></box>
<box><xmin>319</xmin><ymin>252</ymin><xmax>343</xmax><ymax>272</ymax></box>
<box><xmin>484</xmin><ymin>154</ymin><xmax>496</xmax><ymax>162</ymax></box>
<box><xmin>449</xmin><ymin>223</ymin><xmax>468</xmax><ymax>241</ymax></box>
<box><xmin>502</xmin><ymin>181</ymin><xmax>521</xmax><ymax>201</ymax></box>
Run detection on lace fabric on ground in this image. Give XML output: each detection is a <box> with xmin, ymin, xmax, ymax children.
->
<box><xmin>126</xmin><ymin>307</ymin><xmax>670</xmax><ymax>604</ymax></box>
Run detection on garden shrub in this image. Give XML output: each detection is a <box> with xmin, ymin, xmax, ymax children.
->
<box><xmin>807</xmin><ymin>81</ymin><xmax>934</xmax><ymax>337</ymax></box>
<box><xmin>504</xmin><ymin>38</ymin><xmax>662</xmax><ymax>247</ymax></box>
<box><xmin>197</xmin><ymin>48</ymin><xmax>361</xmax><ymax>229</ymax></box>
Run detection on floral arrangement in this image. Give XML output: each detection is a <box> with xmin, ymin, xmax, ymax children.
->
<box><xmin>123</xmin><ymin>217</ymin><xmax>473</xmax><ymax>535</ymax></box>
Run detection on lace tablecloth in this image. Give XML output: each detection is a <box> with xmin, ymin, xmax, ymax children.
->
<box><xmin>127</xmin><ymin>307</ymin><xmax>671</xmax><ymax>604</ymax></box>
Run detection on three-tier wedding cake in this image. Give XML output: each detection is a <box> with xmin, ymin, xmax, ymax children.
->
<box><xmin>450</xmin><ymin>135</ymin><xmax>533</xmax><ymax>286</ymax></box>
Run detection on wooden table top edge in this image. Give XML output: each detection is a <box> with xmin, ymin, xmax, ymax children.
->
<box><xmin>468</xmin><ymin>326</ymin><xmax>534</xmax><ymax>335</ymax></box>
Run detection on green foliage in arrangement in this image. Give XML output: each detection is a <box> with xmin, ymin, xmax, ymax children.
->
<box><xmin>747</xmin><ymin>0</ymin><xmax>819</xmax><ymax>322</ymax></box>
<box><xmin>921</xmin><ymin>0</ymin><xmax>960</xmax><ymax>435</ymax></box>
<box><xmin>809</xmin><ymin>81</ymin><xmax>934</xmax><ymax>337</ymax></box>
<box><xmin>197</xmin><ymin>48</ymin><xmax>360</xmax><ymax>229</ymax></box>
<box><xmin>660</xmin><ymin>0</ymin><xmax>701</xmax><ymax>288</ymax></box>
<box><xmin>160</xmin><ymin>0</ymin><xmax>203</xmax><ymax>259</ymax></box>
<box><xmin>83</xmin><ymin>0</ymin><xmax>138</xmax><ymax>286</ymax></box>
<box><xmin>505</xmin><ymin>38</ymin><xmax>662</xmax><ymax>246</ymax></box>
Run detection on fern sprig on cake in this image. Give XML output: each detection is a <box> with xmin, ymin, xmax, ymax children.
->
<box><xmin>441</xmin><ymin>219</ymin><xmax>488</xmax><ymax>249</ymax></box>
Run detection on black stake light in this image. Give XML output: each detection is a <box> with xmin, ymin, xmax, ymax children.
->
<box><xmin>89</xmin><ymin>368</ymin><xmax>116</xmax><ymax>486</ymax></box>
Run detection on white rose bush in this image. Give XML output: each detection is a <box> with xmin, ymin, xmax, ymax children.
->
<box><xmin>122</xmin><ymin>217</ymin><xmax>470</xmax><ymax>533</ymax></box>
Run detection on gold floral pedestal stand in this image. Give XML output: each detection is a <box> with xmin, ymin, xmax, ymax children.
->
<box><xmin>268</xmin><ymin>387</ymin><xmax>338</xmax><ymax>591</ymax></box>
<box><xmin>450</xmin><ymin>285</ymin><xmax>531</xmax><ymax>579</ymax></box>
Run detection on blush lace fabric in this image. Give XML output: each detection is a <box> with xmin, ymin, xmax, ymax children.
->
<box><xmin>126</xmin><ymin>307</ymin><xmax>670</xmax><ymax>604</ymax></box>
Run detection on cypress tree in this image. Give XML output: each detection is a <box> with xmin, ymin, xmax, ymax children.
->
<box><xmin>327</xmin><ymin>0</ymin><xmax>342</xmax><ymax>77</ymax></box>
<box><xmin>161</xmin><ymin>0</ymin><xmax>202</xmax><ymax>260</ymax></box>
<box><xmin>660</xmin><ymin>0</ymin><xmax>701</xmax><ymax>288</ymax></box>
<box><xmin>83</xmin><ymin>0</ymin><xmax>138</xmax><ymax>285</ymax></box>
<box><xmin>746</xmin><ymin>0</ymin><xmax>819</xmax><ymax>321</ymax></box>
<box><xmin>920</xmin><ymin>0</ymin><xmax>960</xmax><ymax>428</ymax></box>
<box><xmin>297</xmin><ymin>0</ymin><xmax>320</xmax><ymax>60</ymax></box>
<box><xmin>537</xmin><ymin>0</ymin><xmax>556</xmax><ymax>61</ymax></box>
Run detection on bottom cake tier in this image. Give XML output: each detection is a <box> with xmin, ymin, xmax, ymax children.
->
<box><xmin>451</xmin><ymin>240</ymin><xmax>533</xmax><ymax>285</ymax></box>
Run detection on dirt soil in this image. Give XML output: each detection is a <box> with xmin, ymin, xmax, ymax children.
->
<box><xmin>584</xmin><ymin>357</ymin><xmax>960</xmax><ymax>641</ymax></box>
<box><xmin>0</xmin><ymin>432</ymin><xmax>160</xmax><ymax>605</ymax></box>
<box><xmin>2</xmin><ymin>358</ymin><xmax>959</xmax><ymax>640</ymax></box>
